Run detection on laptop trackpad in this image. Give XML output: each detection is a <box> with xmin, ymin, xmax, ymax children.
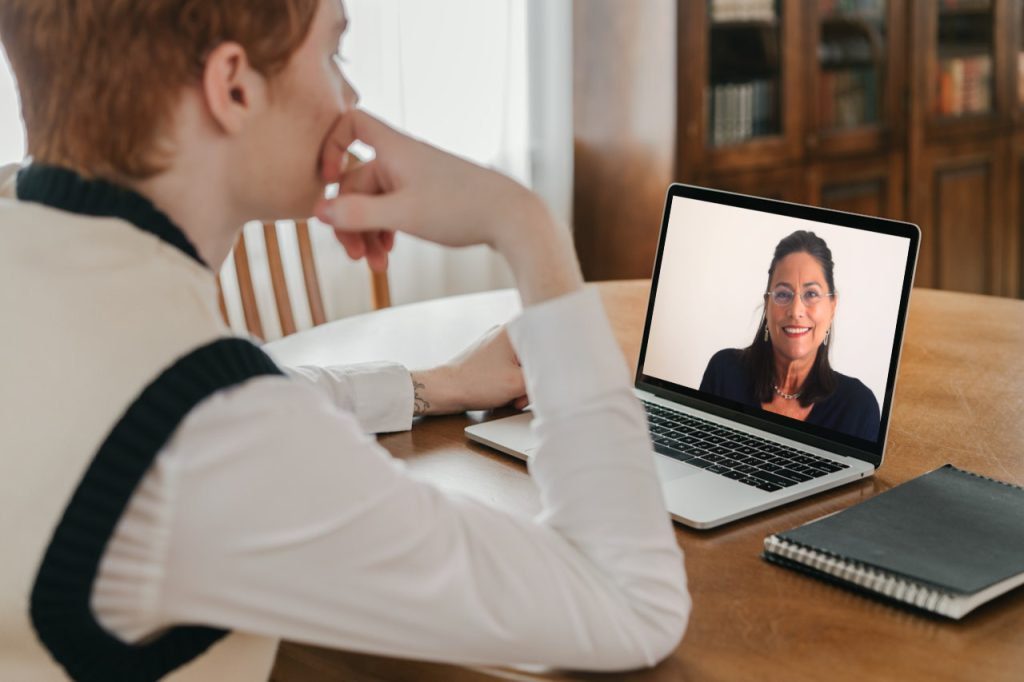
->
<box><xmin>653</xmin><ymin>454</ymin><xmax>700</xmax><ymax>482</ymax></box>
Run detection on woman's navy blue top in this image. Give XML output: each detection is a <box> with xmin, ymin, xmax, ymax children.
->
<box><xmin>699</xmin><ymin>349</ymin><xmax>881</xmax><ymax>442</ymax></box>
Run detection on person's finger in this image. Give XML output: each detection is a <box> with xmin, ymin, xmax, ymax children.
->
<box><xmin>380</xmin><ymin>230</ymin><xmax>396</xmax><ymax>253</ymax></box>
<box><xmin>349</xmin><ymin>109</ymin><xmax>404</xmax><ymax>152</ymax></box>
<box><xmin>333</xmin><ymin>230</ymin><xmax>366</xmax><ymax>260</ymax></box>
<box><xmin>512</xmin><ymin>396</ymin><xmax>529</xmax><ymax>411</ymax></box>
<box><xmin>320</xmin><ymin>115</ymin><xmax>356</xmax><ymax>184</ymax></box>
<box><xmin>338</xmin><ymin>160</ymin><xmax>383</xmax><ymax>196</ymax></box>
<box><xmin>363</xmin><ymin>231</ymin><xmax>389</xmax><ymax>272</ymax></box>
<box><xmin>316</xmin><ymin>192</ymin><xmax>403</xmax><ymax>232</ymax></box>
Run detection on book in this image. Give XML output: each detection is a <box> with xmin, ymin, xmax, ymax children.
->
<box><xmin>763</xmin><ymin>465</ymin><xmax>1024</xmax><ymax>619</ymax></box>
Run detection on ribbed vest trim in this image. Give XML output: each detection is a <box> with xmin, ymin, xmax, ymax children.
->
<box><xmin>30</xmin><ymin>338</ymin><xmax>283</xmax><ymax>682</ymax></box>
<box><xmin>15</xmin><ymin>164</ymin><xmax>207</xmax><ymax>269</ymax></box>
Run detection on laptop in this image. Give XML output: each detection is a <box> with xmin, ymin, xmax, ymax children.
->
<box><xmin>466</xmin><ymin>183</ymin><xmax>920</xmax><ymax>529</ymax></box>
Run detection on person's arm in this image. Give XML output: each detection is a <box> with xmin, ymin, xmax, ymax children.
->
<box><xmin>285</xmin><ymin>324</ymin><xmax>528</xmax><ymax>433</ymax></box>
<box><xmin>284</xmin><ymin>362</ymin><xmax>413</xmax><ymax>433</ymax></box>
<box><xmin>94</xmin><ymin>109</ymin><xmax>688</xmax><ymax>670</ymax></box>
<box><xmin>92</xmin><ymin>286</ymin><xmax>688</xmax><ymax>671</ymax></box>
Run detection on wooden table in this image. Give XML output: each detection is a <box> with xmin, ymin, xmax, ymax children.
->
<box><xmin>265</xmin><ymin>281</ymin><xmax>1024</xmax><ymax>682</ymax></box>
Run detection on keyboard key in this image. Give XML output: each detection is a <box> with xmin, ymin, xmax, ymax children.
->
<box><xmin>776</xmin><ymin>468</ymin><xmax>812</xmax><ymax>483</ymax></box>
<box><xmin>750</xmin><ymin>471</ymin><xmax>799</xmax><ymax>488</ymax></box>
<box><xmin>686</xmin><ymin>457</ymin><xmax>714</xmax><ymax>469</ymax></box>
<box><xmin>817</xmin><ymin>461</ymin><xmax>848</xmax><ymax>472</ymax></box>
<box><xmin>706</xmin><ymin>464</ymin><xmax>731</xmax><ymax>474</ymax></box>
<box><xmin>654</xmin><ymin>444</ymin><xmax>695</xmax><ymax>463</ymax></box>
<box><xmin>722</xmin><ymin>470</ymin><xmax>746</xmax><ymax>481</ymax></box>
<box><xmin>753</xmin><ymin>480</ymin><xmax>782</xmax><ymax>492</ymax></box>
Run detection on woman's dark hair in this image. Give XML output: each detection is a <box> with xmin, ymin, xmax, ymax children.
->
<box><xmin>742</xmin><ymin>230</ymin><xmax>837</xmax><ymax>407</ymax></box>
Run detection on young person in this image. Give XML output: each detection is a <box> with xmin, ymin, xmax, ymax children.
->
<box><xmin>0</xmin><ymin>1</ymin><xmax>690</xmax><ymax>679</ymax></box>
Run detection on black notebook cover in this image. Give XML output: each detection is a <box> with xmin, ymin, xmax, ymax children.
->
<box><xmin>772</xmin><ymin>465</ymin><xmax>1024</xmax><ymax>595</ymax></box>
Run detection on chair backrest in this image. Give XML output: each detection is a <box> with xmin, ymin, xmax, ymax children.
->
<box><xmin>217</xmin><ymin>220</ymin><xmax>391</xmax><ymax>340</ymax></box>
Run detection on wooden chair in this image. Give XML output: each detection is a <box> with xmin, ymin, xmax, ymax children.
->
<box><xmin>217</xmin><ymin>220</ymin><xmax>391</xmax><ymax>340</ymax></box>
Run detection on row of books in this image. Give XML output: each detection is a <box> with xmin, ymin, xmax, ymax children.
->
<box><xmin>710</xmin><ymin>0</ymin><xmax>776</xmax><ymax>23</ymax></box>
<box><xmin>820</xmin><ymin>68</ymin><xmax>879</xmax><ymax>130</ymax></box>
<box><xmin>938</xmin><ymin>0</ymin><xmax>991</xmax><ymax>11</ymax></box>
<box><xmin>818</xmin><ymin>36</ymin><xmax>878</xmax><ymax>66</ymax></box>
<box><xmin>935</xmin><ymin>55</ymin><xmax>992</xmax><ymax>116</ymax></box>
<box><xmin>819</xmin><ymin>0</ymin><xmax>885</xmax><ymax>18</ymax></box>
<box><xmin>708</xmin><ymin>80</ymin><xmax>778</xmax><ymax>147</ymax></box>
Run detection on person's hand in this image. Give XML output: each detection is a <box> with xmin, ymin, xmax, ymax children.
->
<box><xmin>319</xmin><ymin>145</ymin><xmax>395</xmax><ymax>273</ymax></box>
<box><xmin>316</xmin><ymin>109</ymin><xmax>542</xmax><ymax>251</ymax></box>
<box><xmin>409</xmin><ymin>325</ymin><xmax>528</xmax><ymax>416</ymax></box>
<box><xmin>314</xmin><ymin>109</ymin><xmax>583</xmax><ymax>305</ymax></box>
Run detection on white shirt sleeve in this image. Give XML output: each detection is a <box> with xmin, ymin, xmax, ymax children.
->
<box><xmin>92</xmin><ymin>287</ymin><xmax>690</xmax><ymax>671</ymax></box>
<box><xmin>283</xmin><ymin>362</ymin><xmax>413</xmax><ymax>434</ymax></box>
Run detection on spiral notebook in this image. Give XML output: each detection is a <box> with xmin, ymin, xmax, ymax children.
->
<box><xmin>763</xmin><ymin>465</ymin><xmax>1024</xmax><ymax>619</ymax></box>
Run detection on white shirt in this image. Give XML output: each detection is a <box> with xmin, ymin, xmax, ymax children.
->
<box><xmin>91</xmin><ymin>287</ymin><xmax>690</xmax><ymax>672</ymax></box>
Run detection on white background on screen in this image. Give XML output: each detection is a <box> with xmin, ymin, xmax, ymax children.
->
<box><xmin>643</xmin><ymin>196</ymin><xmax>912</xmax><ymax>410</ymax></box>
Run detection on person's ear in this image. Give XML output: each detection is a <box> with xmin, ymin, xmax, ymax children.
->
<box><xmin>202</xmin><ymin>42</ymin><xmax>266</xmax><ymax>135</ymax></box>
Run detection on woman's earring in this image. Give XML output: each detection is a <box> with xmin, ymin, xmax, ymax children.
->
<box><xmin>824</xmin><ymin>325</ymin><xmax>831</xmax><ymax>346</ymax></box>
<box><xmin>763</xmin><ymin>321</ymin><xmax>769</xmax><ymax>342</ymax></box>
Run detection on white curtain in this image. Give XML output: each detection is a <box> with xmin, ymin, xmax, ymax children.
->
<box><xmin>316</xmin><ymin>0</ymin><xmax>530</xmax><ymax>322</ymax></box>
<box><xmin>0</xmin><ymin>2</ymin><xmax>574</xmax><ymax>339</ymax></box>
<box><xmin>0</xmin><ymin>50</ymin><xmax>25</xmax><ymax>164</ymax></box>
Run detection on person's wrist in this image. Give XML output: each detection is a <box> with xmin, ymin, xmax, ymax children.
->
<box><xmin>409</xmin><ymin>367</ymin><xmax>462</xmax><ymax>417</ymax></box>
<box><xmin>491</xmin><ymin>192</ymin><xmax>583</xmax><ymax>306</ymax></box>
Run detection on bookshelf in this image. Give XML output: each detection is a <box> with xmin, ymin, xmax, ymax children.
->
<box><xmin>907</xmin><ymin>0</ymin><xmax>1019</xmax><ymax>296</ymax></box>
<box><xmin>571</xmin><ymin>1</ymin><xmax>1024</xmax><ymax>297</ymax></box>
<box><xmin>671</xmin><ymin>0</ymin><xmax>1023</xmax><ymax>297</ymax></box>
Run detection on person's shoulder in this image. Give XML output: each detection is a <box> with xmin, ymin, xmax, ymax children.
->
<box><xmin>707</xmin><ymin>348</ymin><xmax>744</xmax><ymax>371</ymax></box>
<box><xmin>831</xmin><ymin>372</ymin><xmax>879</xmax><ymax>409</ymax></box>
<box><xmin>701</xmin><ymin>348</ymin><xmax>746</xmax><ymax>390</ymax></box>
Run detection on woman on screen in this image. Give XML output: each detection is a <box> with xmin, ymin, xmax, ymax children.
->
<box><xmin>699</xmin><ymin>230</ymin><xmax>880</xmax><ymax>441</ymax></box>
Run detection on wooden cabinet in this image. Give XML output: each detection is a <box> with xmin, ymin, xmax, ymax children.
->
<box><xmin>672</xmin><ymin>0</ymin><xmax>1024</xmax><ymax>297</ymax></box>
<box><xmin>572</xmin><ymin>0</ymin><xmax>1024</xmax><ymax>296</ymax></box>
<box><xmin>910</xmin><ymin>139</ymin><xmax>1009</xmax><ymax>293</ymax></box>
<box><xmin>676</xmin><ymin>0</ymin><xmax>909</xmax><ymax>245</ymax></box>
<box><xmin>907</xmin><ymin>0</ymin><xmax>1019</xmax><ymax>295</ymax></box>
<box><xmin>806</xmin><ymin>154</ymin><xmax>904</xmax><ymax>219</ymax></box>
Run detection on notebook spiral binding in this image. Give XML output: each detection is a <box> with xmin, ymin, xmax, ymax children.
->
<box><xmin>762</xmin><ymin>535</ymin><xmax>960</xmax><ymax>618</ymax></box>
<box><xmin>952</xmin><ymin>464</ymin><xmax>1024</xmax><ymax>492</ymax></box>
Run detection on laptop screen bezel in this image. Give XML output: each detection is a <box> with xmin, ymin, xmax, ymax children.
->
<box><xmin>634</xmin><ymin>183</ymin><xmax>920</xmax><ymax>468</ymax></box>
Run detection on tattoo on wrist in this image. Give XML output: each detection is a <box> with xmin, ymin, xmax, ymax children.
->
<box><xmin>413</xmin><ymin>379</ymin><xmax>431</xmax><ymax>417</ymax></box>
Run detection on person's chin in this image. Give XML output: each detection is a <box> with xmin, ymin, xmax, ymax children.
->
<box><xmin>774</xmin><ymin>343</ymin><xmax>815</xmax><ymax>363</ymax></box>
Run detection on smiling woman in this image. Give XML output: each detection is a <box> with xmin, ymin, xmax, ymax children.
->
<box><xmin>699</xmin><ymin>230</ymin><xmax>881</xmax><ymax>441</ymax></box>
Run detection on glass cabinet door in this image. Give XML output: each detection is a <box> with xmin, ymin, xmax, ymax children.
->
<box><xmin>706</xmin><ymin>0</ymin><xmax>782</xmax><ymax>147</ymax></box>
<box><xmin>1018</xmin><ymin>0</ymin><xmax>1024</xmax><ymax>111</ymax></box>
<box><xmin>934</xmin><ymin>0</ymin><xmax>994</xmax><ymax>118</ymax></box>
<box><xmin>816</xmin><ymin>0</ymin><xmax>887</xmax><ymax>132</ymax></box>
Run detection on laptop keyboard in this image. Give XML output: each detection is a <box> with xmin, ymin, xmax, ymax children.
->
<box><xmin>642</xmin><ymin>400</ymin><xmax>849</xmax><ymax>493</ymax></box>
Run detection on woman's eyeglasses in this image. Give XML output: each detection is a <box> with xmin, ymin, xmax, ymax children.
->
<box><xmin>766</xmin><ymin>289</ymin><xmax>835</xmax><ymax>307</ymax></box>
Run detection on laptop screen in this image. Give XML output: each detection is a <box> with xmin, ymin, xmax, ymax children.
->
<box><xmin>636</xmin><ymin>186</ymin><xmax>919</xmax><ymax>463</ymax></box>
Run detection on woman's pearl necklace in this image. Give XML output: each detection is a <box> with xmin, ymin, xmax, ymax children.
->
<box><xmin>773</xmin><ymin>384</ymin><xmax>802</xmax><ymax>400</ymax></box>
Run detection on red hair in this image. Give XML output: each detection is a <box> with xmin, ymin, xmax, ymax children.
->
<box><xmin>0</xmin><ymin>0</ymin><xmax>320</xmax><ymax>178</ymax></box>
